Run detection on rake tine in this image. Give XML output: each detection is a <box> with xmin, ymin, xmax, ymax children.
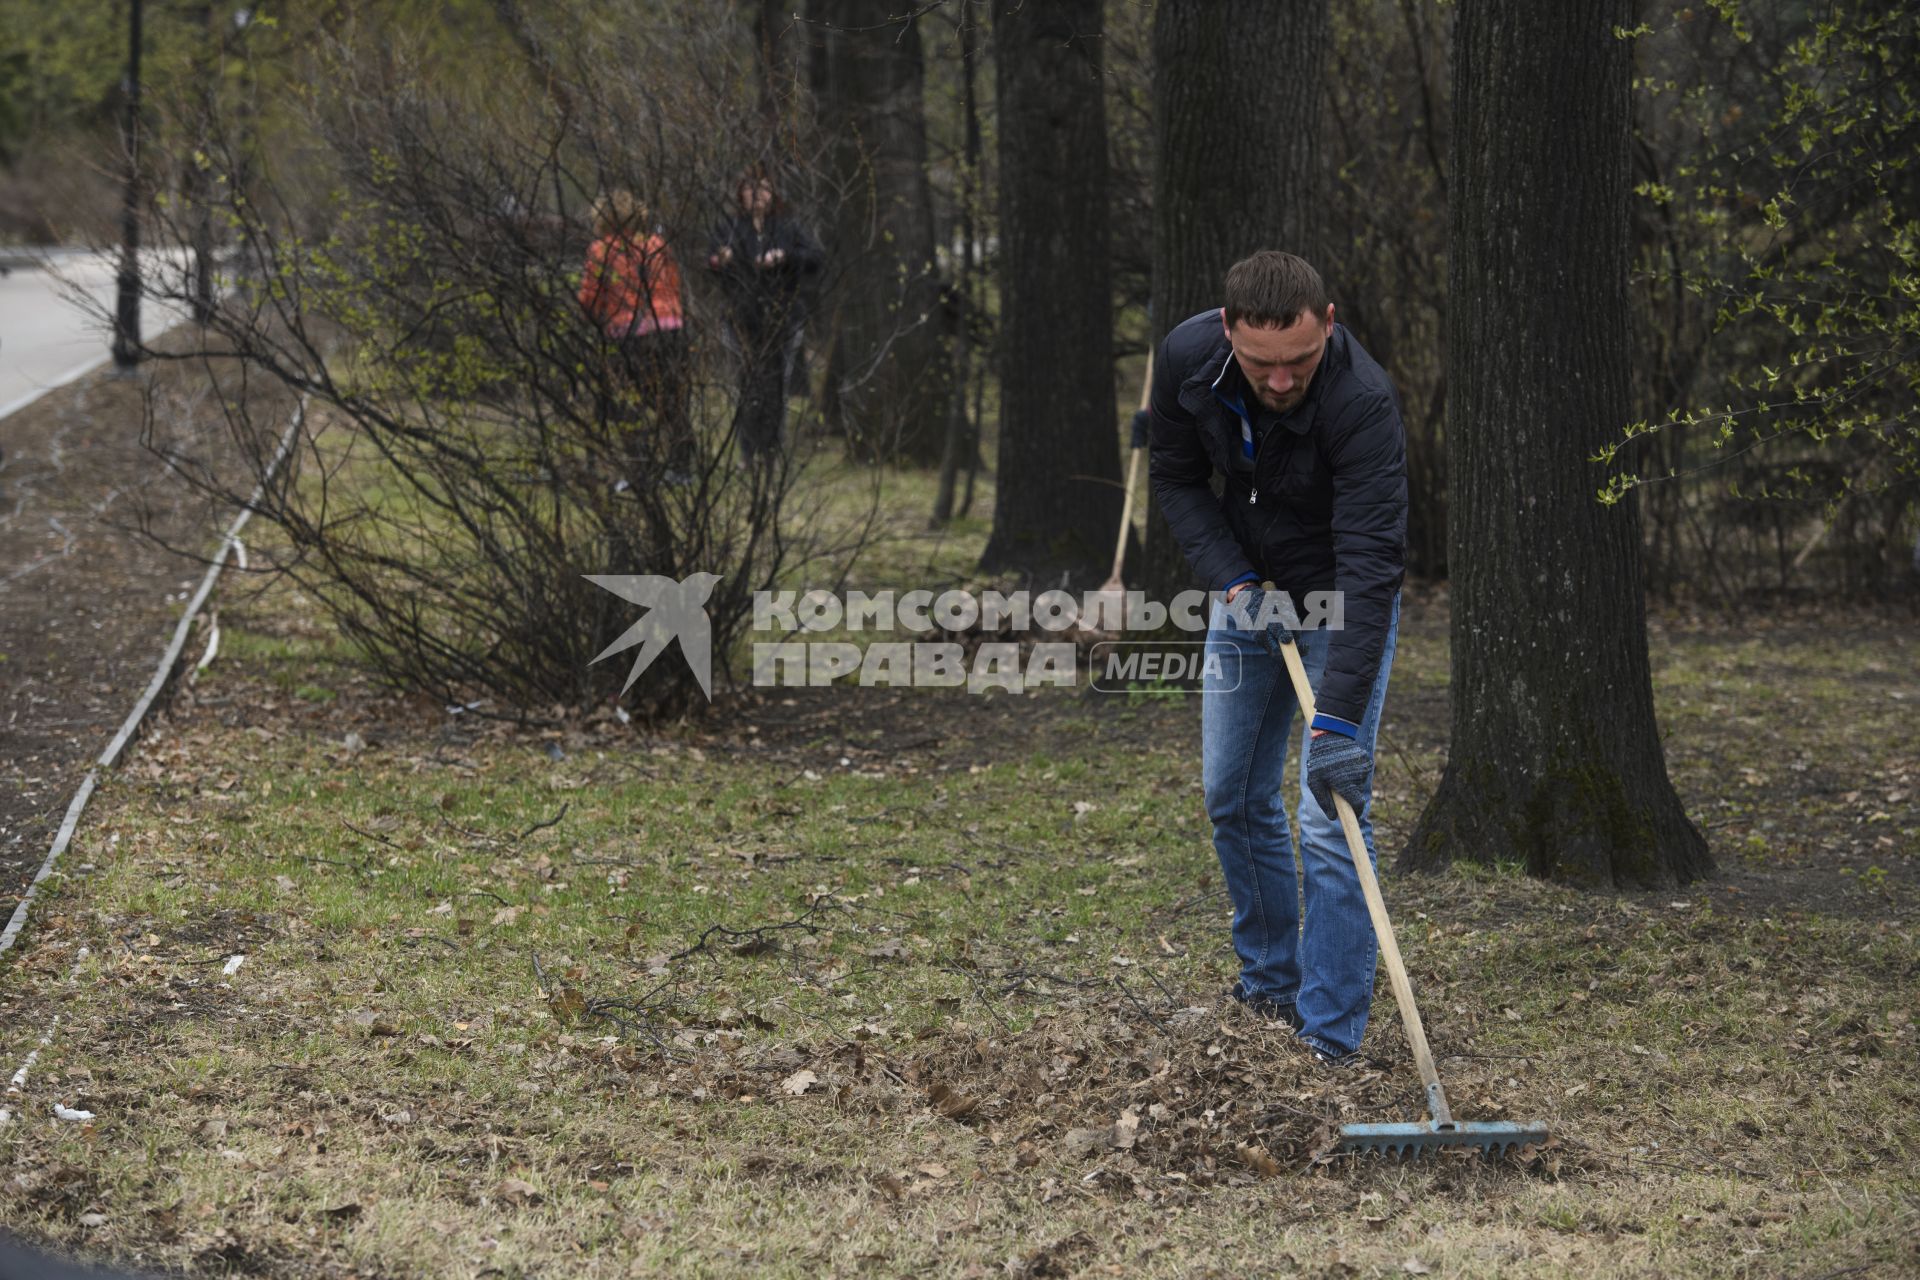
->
<box><xmin>1338</xmin><ymin>1120</ymin><xmax>1551</xmax><ymax>1159</ymax></box>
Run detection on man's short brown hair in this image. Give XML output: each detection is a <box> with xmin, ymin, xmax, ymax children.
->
<box><xmin>1223</xmin><ymin>251</ymin><xmax>1330</xmax><ymax>330</ymax></box>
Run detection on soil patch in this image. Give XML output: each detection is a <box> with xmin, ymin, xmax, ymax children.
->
<box><xmin>0</xmin><ymin>338</ymin><xmax>289</xmax><ymax>909</ymax></box>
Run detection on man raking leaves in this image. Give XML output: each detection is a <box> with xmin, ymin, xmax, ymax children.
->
<box><xmin>1150</xmin><ymin>252</ymin><xmax>1544</xmax><ymax>1155</ymax></box>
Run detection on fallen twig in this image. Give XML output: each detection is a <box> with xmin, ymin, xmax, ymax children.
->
<box><xmin>1149</xmin><ymin>887</ymin><xmax>1228</xmax><ymax>923</ymax></box>
<box><xmin>515</xmin><ymin>801</ymin><xmax>571</xmax><ymax>841</ymax></box>
<box><xmin>667</xmin><ymin>897</ymin><xmax>849</xmax><ymax>963</ymax></box>
<box><xmin>342</xmin><ymin>820</ymin><xmax>405</xmax><ymax>852</ymax></box>
<box><xmin>583</xmin><ymin>1001</ymin><xmax>682</xmax><ymax>1057</ymax></box>
<box><xmin>290</xmin><ymin>853</ymin><xmax>371</xmax><ymax>875</ymax></box>
<box><xmin>1113</xmin><ymin>975</ymin><xmax>1172</xmax><ymax>1035</ymax></box>
<box><xmin>1140</xmin><ymin>965</ymin><xmax>1183</xmax><ymax>1011</ymax></box>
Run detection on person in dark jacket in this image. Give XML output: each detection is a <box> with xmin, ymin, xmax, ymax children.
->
<box><xmin>706</xmin><ymin>171</ymin><xmax>824</xmax><ymax>468</ymax></box>
<box><xmin>1149</xmin><ymin>251</ymin><xmax>1408</xmax><ymax>1065</ymax></box>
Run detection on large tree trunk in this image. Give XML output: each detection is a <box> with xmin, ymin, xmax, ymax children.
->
<box><xmin>977</xmin><ymin>0</ymin><xmax>1120</xmax><ymax>577</ymax></box>
<box><xmin>813</xmin><ymin>0</ymin><xmax>950</xmax><ymax>464</ymax></box>
<box><xmin>1137</xmin><ymin>0</ymin><xmax>1328</xmax><ymax>604</ymax></box>
<box><xmin>740</xmin><ymin>0</ymin><xmax>802</xmax><ymax>126</ymax></box>
<box><xmin>931</xmin><ymin>11</ymin><xmax>984</xmax><ymax>528</ymax></box>
<box><xmin>1404</xmin><ymin>0</ymin><xmax>1710</xmax><ymax>887</ymax></box>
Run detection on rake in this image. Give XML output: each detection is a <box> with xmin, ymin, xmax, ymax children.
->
<box><xmin>1087</xmin><ymin>350</ymin><xmax>1155</xmax><ymax>628</ymax></box>
<box><xmin>1274</xmin><ymin>630</ymin><xmax>1548</xmax><ymax>1158</ymax></box>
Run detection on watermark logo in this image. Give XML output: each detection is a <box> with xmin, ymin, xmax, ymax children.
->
<box><xmin>586</xmin><ymin>579</ymin><xmax>1342</xmax><ymax>697</ymax></box>
<box><xmin>1087</xmin><ymin>641</ymin><xmax>1241</xmax><ymax>693</ymax></box>
<box><xmin>585</xmin><ymin>572</ymin><xmax>721</xmax><ymax>699</ymax></box>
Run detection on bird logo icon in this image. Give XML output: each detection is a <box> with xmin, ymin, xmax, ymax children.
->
<box><xmin>584</xmin><ymin>572</ymin><xmax>722</xmax><ymax>699</ymax></box>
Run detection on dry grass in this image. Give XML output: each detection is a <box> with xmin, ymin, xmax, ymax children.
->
<box><xmin>1</xmin><ymin>577</ymin><xmax>1916</xmax><ymax>1278</ymax></box>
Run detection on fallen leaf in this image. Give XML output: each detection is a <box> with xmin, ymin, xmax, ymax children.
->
<box><xmin>1112</xmin><ymin>1109</ymin><xmax>1141</xmax><ymax>1151</ymax></box>
<box><xmin>780</xmin><ymin>1069</ymin><xmax>818</xmax><ymax>1096</ymax></box>
<box><xmin>927</xmin><ymin>1082</ymin><xmax>979</xmax><ymax>1120</ymax></box>
<box><xmin>494</xmin><ymin>1177</ymin><xmax>542</xmax><ymax>1206</ymax></box>
<box><xmin>349</xmin><ymin>1011</ymin><xmax>400</xmax><ymax>1037</ymax></box>
<box><xmin>1063</xmin><ymin>1127</ymin><xmax>1109</xmax><ymax>1159</ymax></box>
<box><xmin>1236</xmin><ymin>1143</ymin><xmax>1281</xmax><ymax>1177</ymax></box>
<box><xmin>1402</xmin><ymin>1258</ymin><xmax>1432</xmax><ymax>1276</ymax></box>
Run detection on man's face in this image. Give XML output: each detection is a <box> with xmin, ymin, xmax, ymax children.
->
<box><xmin>1225</xmin><ymin>305</ymin><xmax>1335</xmax><ymax>414</ymax></box>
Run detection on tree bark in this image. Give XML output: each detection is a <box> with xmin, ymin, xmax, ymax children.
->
<box><xmin>977</xmin><ymin>0</ymin><xmax>1120</xmax><ymax>577</ymax></box>
<box><xmin>813</xmin><ymin>0</ymin><xmax>950</xmax><ymax>464</ymax></box>
<box><xmin>1404</xmin><ymin>0</ymin><xmax>1710</xmax><ymax>887</ymax></box>
<box><xmin>931</xmin><ymin>10</ymin><xmax>983</xmax><ymax>528</ymax></box>
<box><xmin>187</xmin><ymin>0</ymin><xmax>218</xmax><ymax>325</ymax></box>
<box><xmin>742</xmin><ymin>0</ymin><xmax>802</xmax><ymax>126</ymax></box>
<box><xmin>1137</xmin><ymin>0</ymin><xmax>1328</xmax><ymax>604</ymax></box>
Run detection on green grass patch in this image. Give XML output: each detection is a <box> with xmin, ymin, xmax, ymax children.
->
<box><xmin>0</xmin><ymin>605</ymin><xmax>1916</xmax><ymax>1277</ymax></box>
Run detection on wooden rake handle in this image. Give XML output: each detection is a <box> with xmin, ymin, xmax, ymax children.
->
<box><xmin>1273</xmin><ymin>634</ymin><xmax>1455</xmax><ymax>1127</ymax></box>
<box><xmin>1105</xmin><ymin>349</ymin><xmax>1155</xmax><ymax>587</ymax></box>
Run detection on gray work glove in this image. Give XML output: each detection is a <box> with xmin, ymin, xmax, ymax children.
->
<box><xmin>1266</xmin><ymin>615</ymin><xmax>1294</xmax><ymax>654</ymax></box>
<box><xmin>1227</xmin><ymin>585</ymin><xmax>1304</xmax><ymax>649</ymax></box>
<box><xmin>1260</xmin><ymin>600</ymin><xmax>1297</xmax><ymax>660</ymax></box>
<box><xmin>1305</xmin><ymin>732</ymin><xmax>1372</xmax><ymax>821</ymax></box>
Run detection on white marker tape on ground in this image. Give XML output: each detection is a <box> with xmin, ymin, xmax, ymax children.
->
<box><xmin>196</xmin><ymin>610</ymin><xmax>222</xmax><ymax>672</ymax></box>
<box><xmin>0</xmin><ymin>949</ymin><xmax>89</xmax><ymax>1127</ymax></box>
<box><xmin>6</xmin><ymin>1010</ymin><xmax>60</xmax><ymax>1096</ymax></box>
<box><xmin>0</xmin><ymin>400</ymin><xmax>305</xmax><ymax>960</ymax></box>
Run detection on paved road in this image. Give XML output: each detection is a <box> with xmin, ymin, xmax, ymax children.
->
<box><xmin>0</xmin><ymin>250</ymin><xmax>190</xmax><ymax>421</ymax></box>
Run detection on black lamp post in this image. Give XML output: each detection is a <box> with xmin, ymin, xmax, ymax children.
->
<box><xmin>110</xmin><ymin>0</ymin><xmax>143</xmax><ymax>369</ymax></box>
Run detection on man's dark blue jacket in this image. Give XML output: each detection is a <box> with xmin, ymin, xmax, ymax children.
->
<box><xmin>1149</xmin><ymin>308</ymin><xmax>1407</xmax><ymax>731</ymax></box>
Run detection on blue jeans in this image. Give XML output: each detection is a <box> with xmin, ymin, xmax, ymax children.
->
<box><xmin>1201</xmin><ymin>590</ymin><xmax>1399</xmax><ymax>1058</ymax></box>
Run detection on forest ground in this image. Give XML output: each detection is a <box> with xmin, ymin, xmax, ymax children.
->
<box><xmin>1</xmin><ymin>532</ymin><xmax>1915</xmax><ymax>1276</ymax></box>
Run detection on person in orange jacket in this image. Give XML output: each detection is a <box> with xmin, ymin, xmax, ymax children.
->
<box><xmin>579</xmin><ymin>190</ymin><xmax>692</xmax><ymax>482</ymax></box>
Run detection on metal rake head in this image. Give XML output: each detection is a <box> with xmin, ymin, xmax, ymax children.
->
<box><xmin>1339</xmin><ymin>1119</ymin><xmax>1550</xmax><ymax>1159</ymax></box>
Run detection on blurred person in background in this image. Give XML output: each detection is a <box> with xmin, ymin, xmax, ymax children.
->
<box><xmin>706</xmin><ymin>169</ymin><xmax>822</xmax><ymax>469</ymax></box>
<box><xmin>578</xmin><ymin>190</ymin><xmax>692</xmax><ymax>485</ymax></box>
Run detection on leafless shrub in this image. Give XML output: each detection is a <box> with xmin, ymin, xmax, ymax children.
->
<box><xmin>118</xmin><ymin>2</ymin><xmax>891</xmax><ymax>719</ymax></box>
